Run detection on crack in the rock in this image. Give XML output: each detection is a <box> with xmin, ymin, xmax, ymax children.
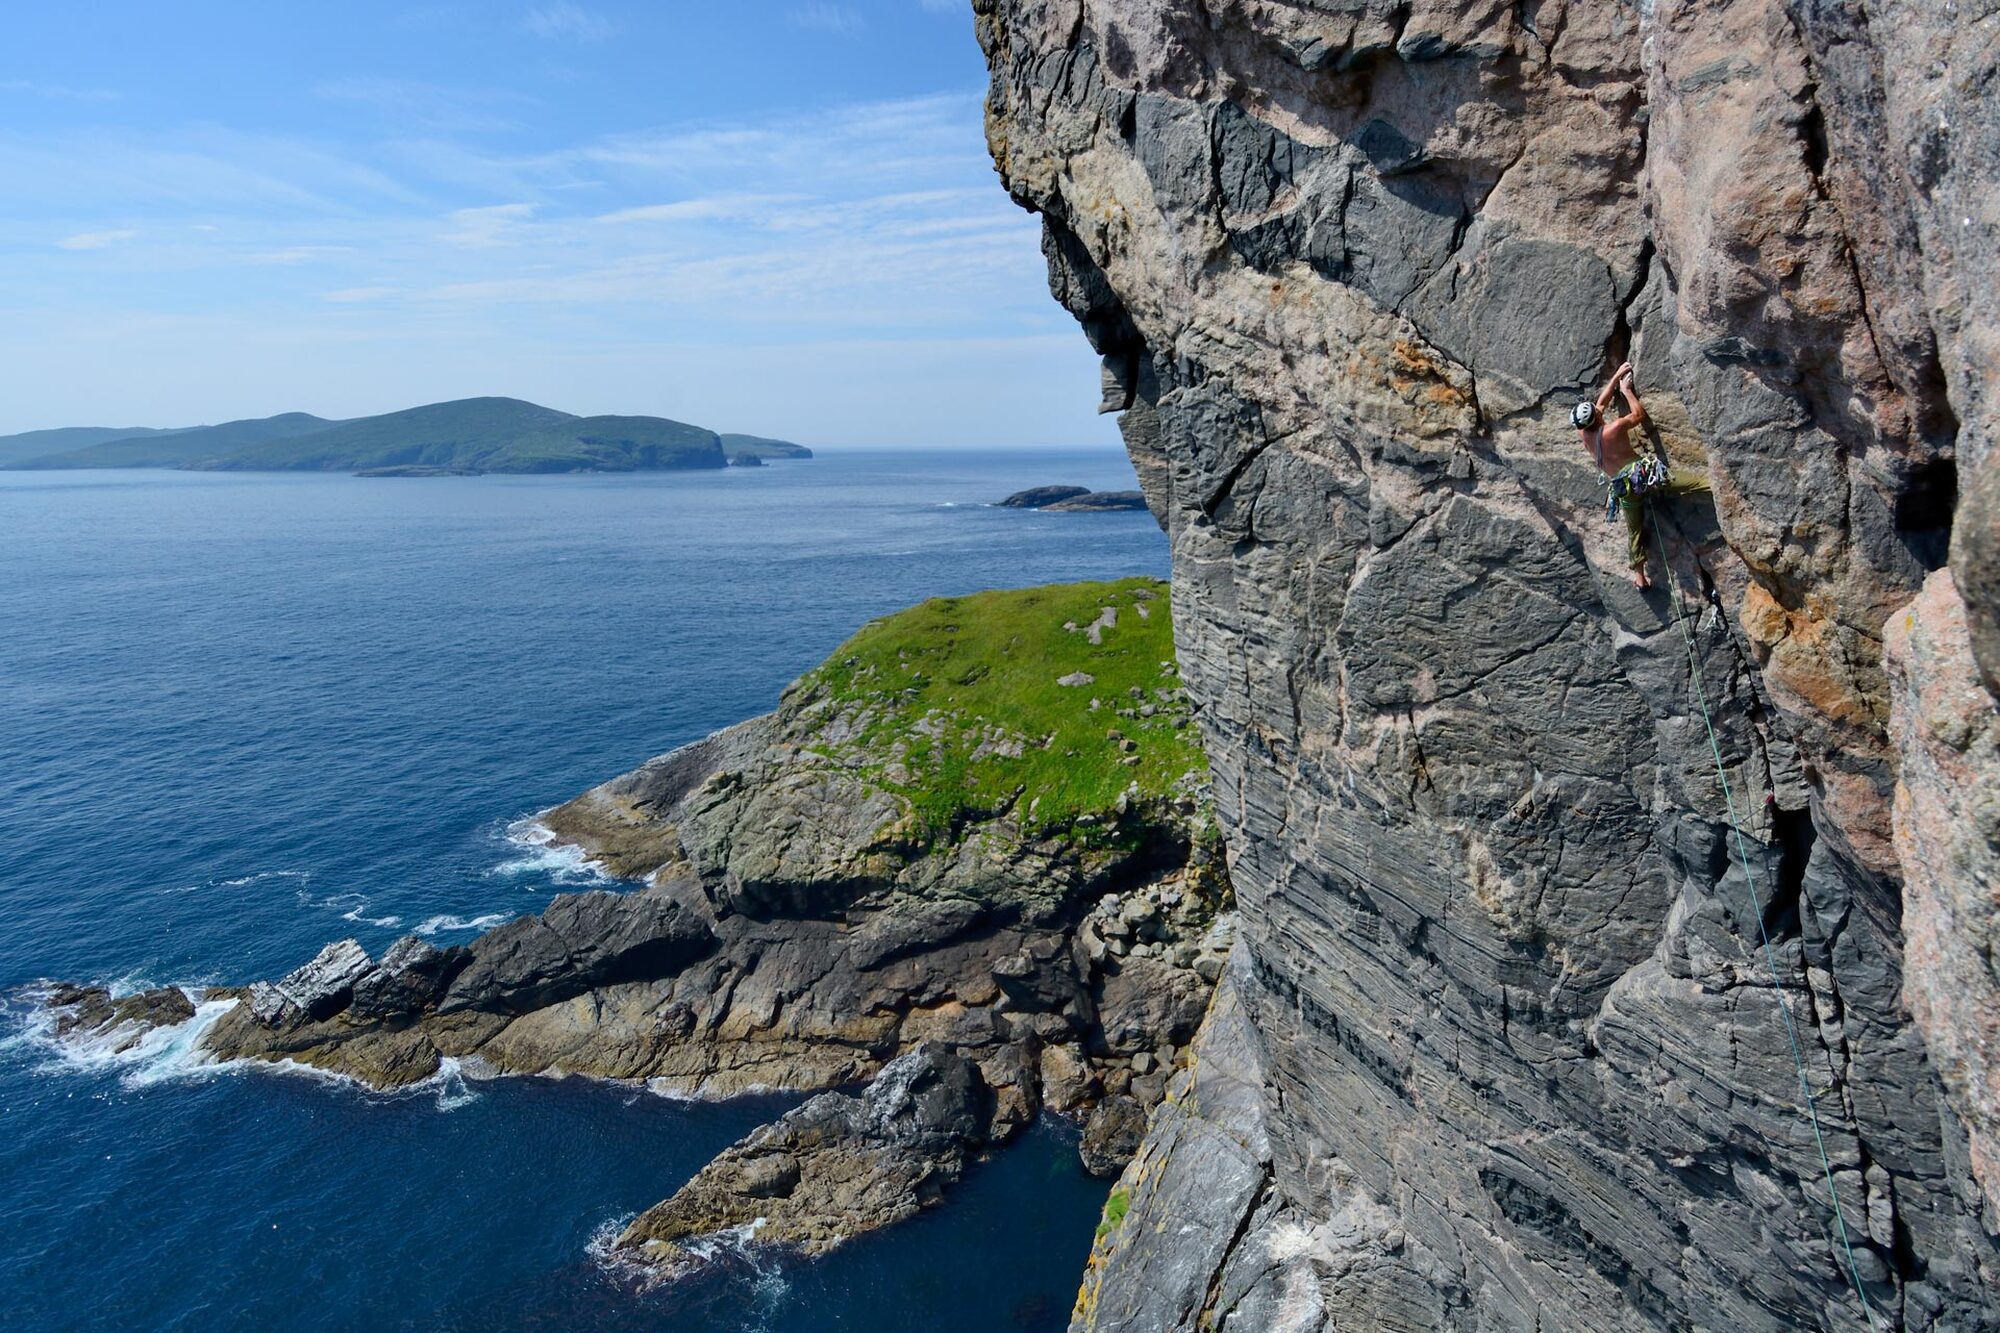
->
<box><xmin>1194</xmin><ymin>1169</ymin><xmax>1277</xmax><ymax>1326</ymax></box>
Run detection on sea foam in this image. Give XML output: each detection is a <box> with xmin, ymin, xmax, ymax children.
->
<box><xmin>586</xmin><ymin>1211</ymin><xmax>792</xmax><ymax>1313</ymax></box>
<box><xmin>414</xmin><ymin>912</ymin><xmax>509</xmax><ymax>937</ymax></box>
<box><xmin>8</xmin><ymin>987</ymin><xmax>240</xmax><ymax>1091</ymax></box>
<box><xmin>492</xmin><ymin>817</ymin><xmax>611</xmax><ymax>885</ymax></box>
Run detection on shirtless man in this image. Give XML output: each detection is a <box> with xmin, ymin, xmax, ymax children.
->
<box><xmin>1574</xmin><ymin>361</ymin><xmax>1708</xmax><ymax>588</ymax></box>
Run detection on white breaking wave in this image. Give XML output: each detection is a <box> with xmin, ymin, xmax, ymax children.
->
<box><xmin>586</xmin><ymin>1213</ymin><xmax>645</xmax><ymax>1274</ymax></box>
<box><xmin>291</xmin><ymin>885</ymin><xmax>402</xmax><ymax>930</ymax></box>
<box><xmin>9</xmin><ymin>984</ymin><xmax>487</xmax><ymax>1109</ymax></box>
<box><xmin>643</xmin><ymin>1077</ymin><xmax>698</xmax><ymax>1103</ymax></box>
<box><xmin>586</xmin><ymin>1211</ymin><xmax>791</xmax><ymax>1311</ymax></box>
<box><xmin>492</xmin><ymin>817</ymin><xmax>611</xmax><ymax>885</ymax></box>
<box><xmin>118</xmin><ymin>998</ymin><xmax>240</xmax><ymax>1088</ymax></box>
<box><xmin>328</xmin><ymin>894</ymin><xmax>403</xmax><ymax>929</ymax></box>
<box><xmin>414</xmin><ymin>912</ymin><xmax>509</xmax><ymax>937</ymax></box>
<box><xmin>10</xmin><ymin>989</ymin><xmax>241</xmax><ymax>1091</ymax></box>
<box><xmin>425</xmin><ymin>1056</ymin><xmax>478</xmax><ymax>1111</ymax></box>
<box><xmin>219</xmin><ymin>869</ymin><xmax>313</xmax><ymax>889</ymax></box>
<box><xmin>159</xmin><ymin>868</ymin><xmax>312</xmax><ymax>896</ymax></box>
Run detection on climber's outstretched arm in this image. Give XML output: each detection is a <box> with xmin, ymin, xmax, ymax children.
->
<box><xmin>1614</xmin><ymin>366</ymin><xmax>1647</xmax><ymax>432</ymax></box>
<box><xmin>1596</xmin><ymin>361</ymin><xmax>1631</xmax><ymax>413</ymax></box>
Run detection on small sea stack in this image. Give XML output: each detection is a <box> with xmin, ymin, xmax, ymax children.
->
<box><xmin>998</xmin><ymin>486</ymin><xmax>1147</xmax><ymax>511</ymax></box>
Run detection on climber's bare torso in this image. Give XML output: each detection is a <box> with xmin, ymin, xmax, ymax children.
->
<box><xmin>1579</xmin><ymin>361</ymin><xmax>1645</xmax><ymax>478</ymax></box>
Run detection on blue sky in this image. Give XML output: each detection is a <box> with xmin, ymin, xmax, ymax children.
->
<box><xmin>0</xmin><ymin>1</ymin><xmax>1117</xmax><ymax>446</ymax></box>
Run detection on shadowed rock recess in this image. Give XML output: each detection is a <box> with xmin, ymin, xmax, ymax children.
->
<box><xmin>977</xmin><ymin>0</ymin><xmax>1998</xmax><ymax>1329</ymax></box>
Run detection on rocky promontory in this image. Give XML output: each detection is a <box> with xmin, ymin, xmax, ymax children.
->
<box><xmin>43</xmin><ymin>577</ymin><xmax>1232</xmax><ymax>1271</ymax></box>
<box><xmin>1000</xmin><ymin>486</ymin><xmax>1150</xmax><ymax>512</ymax></box>
<box><xmin>616</xmin><ymin>1043</ymin><xmax>997</xmax><ymax>1270</ymax></box>
<box><xmin>999</xmin><ymin>484</ymin><xmax>1093</xmax><ymax>508</ymax></box>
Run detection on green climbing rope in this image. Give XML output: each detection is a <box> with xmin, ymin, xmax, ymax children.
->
<box><xmin>1645</xmin><ymin>509</ymin><xmax>1883</xmax><ymax>1331</ymax></box>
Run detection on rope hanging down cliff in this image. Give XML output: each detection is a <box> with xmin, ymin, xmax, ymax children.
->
<box><xmin>1643</xmin><ymin>510</ymin><xmax>1883</xmax><ymax>1332</ymax></box>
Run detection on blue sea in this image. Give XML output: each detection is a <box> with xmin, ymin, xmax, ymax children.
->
<box><xmin>0</xmin><ymin>450</ymin><xmax>1166</xmax><ymax>1332</ymax></box>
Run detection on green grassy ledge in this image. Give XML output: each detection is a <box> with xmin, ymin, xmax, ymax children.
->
<box><xmin>797</xmin><ymin>578</ymin><xmax>1206</xmax><ymax>836</ymax></box>
<box><xmin>1095</xmin><ymin>1188</ymin><xmax>1132</xmax><ymax>1242</ymax></box>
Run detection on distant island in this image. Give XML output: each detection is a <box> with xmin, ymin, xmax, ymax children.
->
<box><xmin>0</xmin><ymin>398</ymin><xmax>813</xmax><ymax>476</ymax></box>
<box><xmin>999</xmin><ymin>485</ymin><xmax>1148</xmax><ymax>512</ymax></box>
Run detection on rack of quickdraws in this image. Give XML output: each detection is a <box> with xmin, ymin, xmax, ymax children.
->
<box><xmin>1604</xmin><ymin>455</ymin><xmax>1669</xmax><ymax>520</ymax></box>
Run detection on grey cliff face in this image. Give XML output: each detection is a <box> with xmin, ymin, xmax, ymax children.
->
<box><xmin>977</xmin><ymin>1</ymin><xmax>1999</xmax><ymax>1328</ymax></box>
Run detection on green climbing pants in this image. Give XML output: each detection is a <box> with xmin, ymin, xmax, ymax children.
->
<box><xmin>1622</xmin><ymin>468</ymin><xmax>1710</xmax><ymax>568</ymax></box>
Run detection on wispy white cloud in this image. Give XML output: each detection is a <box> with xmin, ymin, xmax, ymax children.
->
<box><xmin>438</xmin><ymin>202</ymin><xmax>536</xmax><ymax>247</ymax></box>
<box><xmin>522</xmin><ymin>3</ymin><xmax>617</xmax><ymax>41</ymax></box>
<box><xmin>313</xmin><ymin>77</ymin><xmax>523</xmax><ymax>135</ymax></box>
<box><xmin>0</xmin><ymin>78</ymin><xmax>118</xmax><ymax>102</ymax></box>
<box><xmin>247</xmin><ymin>245</ymin><xmax>357</xmax><ymax>265</ymax></box>
<box><xmin>0</xmin><ymin>82</ymin><xmax>1110</xmax><ymax>445</ymax></box>
<box><xmin>788</xmin><ymin>3</ymin><xmax>864</xmax><ymax>33</ymax></box>
<box><xmin>595</xmin><ymin>194</ymin><xmax>803</xmax><ymax>225</ymax></box>
<box><xmin>56</xmin><ymin>228</ymin><xmax>138</xmax><ymax>250</ymax></box>
<box><xmin>322</xmin><ymin>286</ymin><xmax>399</xmax><ymax>303</ymax></box>
<box><xmin>0</xmin><ymin>126</ymin><xmax>430</xmax><ymax>213</ymax></box>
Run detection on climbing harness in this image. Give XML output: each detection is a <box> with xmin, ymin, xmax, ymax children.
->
<box><xmin>1603</xmin><ymin>455</ymin><xmax>1669</xmax><ymax>521</ymax></box>
<box><xmin>1644</xmin><ymin>509</ymin><xmax>1883</xmax><ymax>1332</ymax></box>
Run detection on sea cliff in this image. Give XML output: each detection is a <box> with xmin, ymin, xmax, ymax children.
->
<box><xmin>976</xmin><ymin>1</ymin><xmax>1998</xmax><ymax>1328</ymax></box>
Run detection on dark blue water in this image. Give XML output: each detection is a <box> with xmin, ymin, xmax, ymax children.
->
<box><xmin>0</xmin><ymin>450</ymin><xmax>1164</xmax><ymax>1332</ymax></box>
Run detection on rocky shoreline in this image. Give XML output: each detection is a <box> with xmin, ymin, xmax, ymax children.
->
<box><xmin>41</xmin><ymin>578</ymin><xmax>1232</xmax><ymax>1276</ymax></box>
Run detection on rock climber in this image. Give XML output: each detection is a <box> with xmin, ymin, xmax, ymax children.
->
<box><xmin>1574</xmin><ymin>361</ymin><xmax>1709</xmax><ymax>588</ymax></box>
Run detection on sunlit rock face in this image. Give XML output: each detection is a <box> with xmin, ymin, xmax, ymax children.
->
<box><xmin>977</xmin><ymin>1</ymin><xmax>2000</xmax><ymax>1327</ymax></box>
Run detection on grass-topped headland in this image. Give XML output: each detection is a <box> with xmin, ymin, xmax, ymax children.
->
<box><xmin>0</xmin><ymin>397</ymin><xmax>816</xmax><ymax>474</ymax></box>
<box><xmin>792</xmin><ymin>578</ymin><xmax>1206</xmax><ymax>837</ymax></box>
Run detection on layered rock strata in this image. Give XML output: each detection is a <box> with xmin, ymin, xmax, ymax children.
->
<box><xmin>976</xmin><ymin>1</ymin><xmax>1999</xmax><ymax>1328</ymax></box>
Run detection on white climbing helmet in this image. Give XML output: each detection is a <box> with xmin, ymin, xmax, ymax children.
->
<box><xmin>1571</xmin><ymin>400</ymin><xmax>1598</xmax><ymax>429</ymax></box>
